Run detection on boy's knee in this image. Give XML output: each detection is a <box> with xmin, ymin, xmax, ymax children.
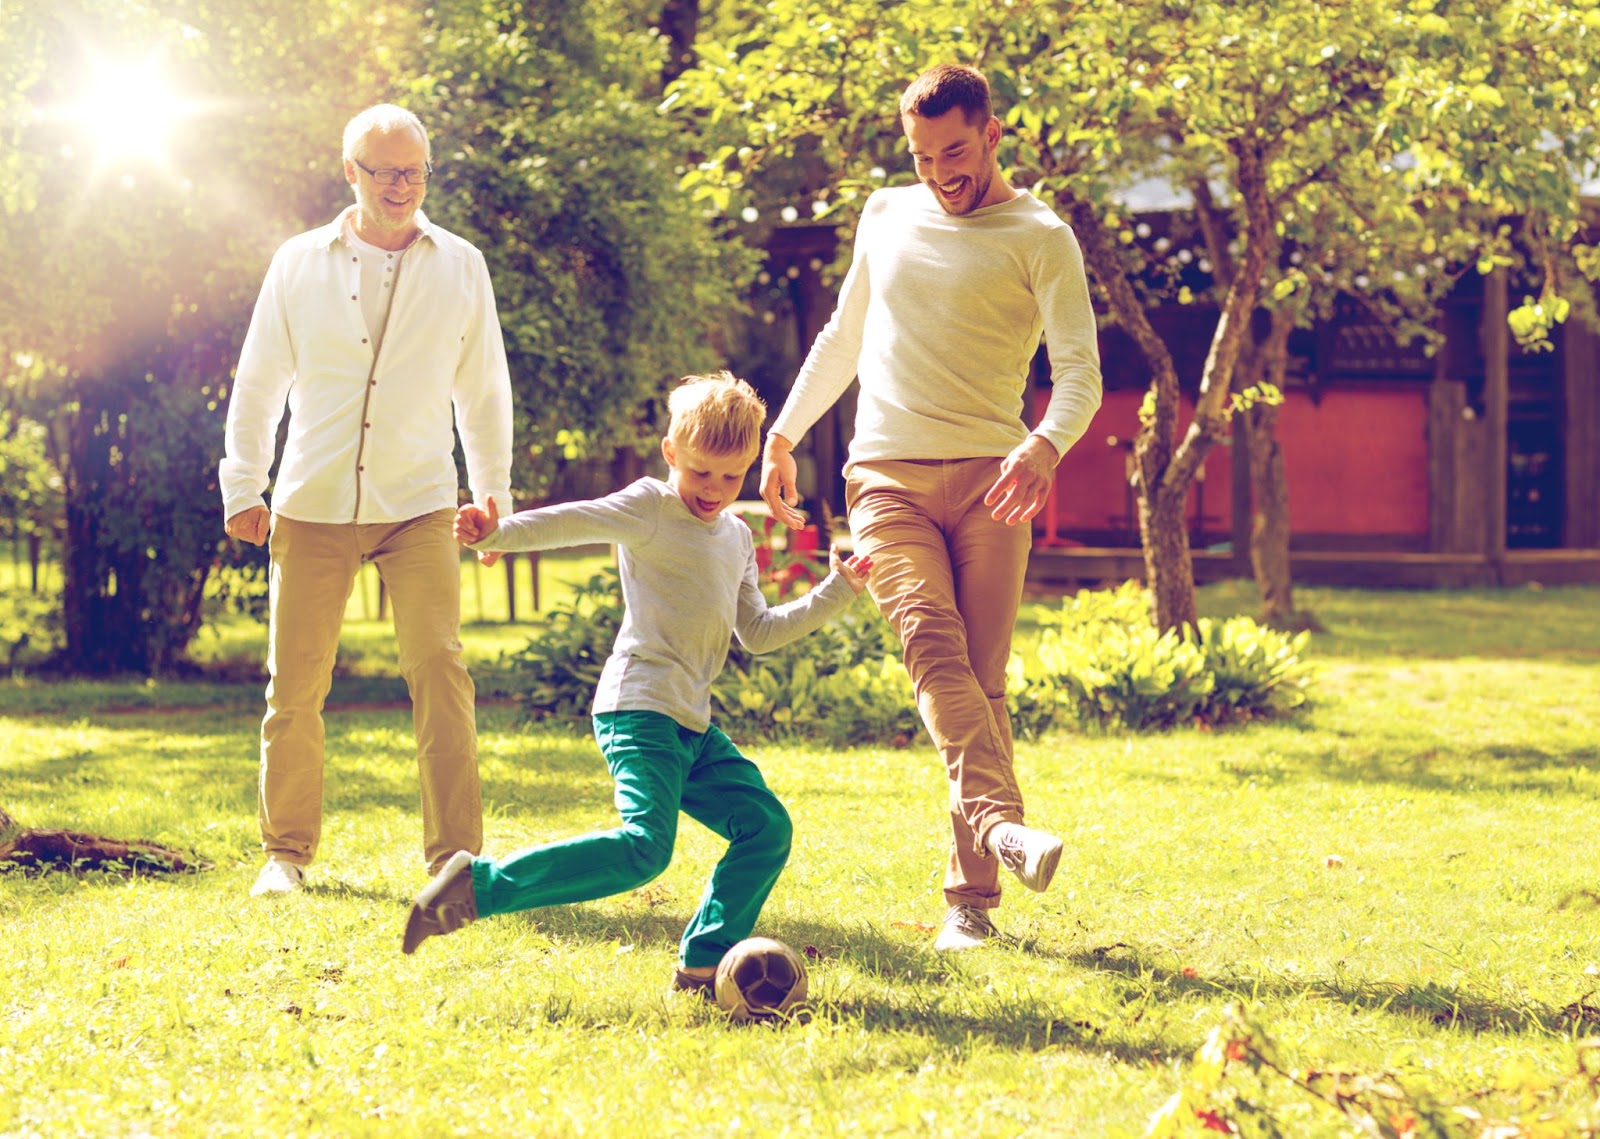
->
<box><xmin>622</xmin><ymin>825</ymin><xmax>675</xmax><ymax>884</ymax></box>
<box><xmin>748</xmin><ymin>799</ymin><xmax>792</xmax><ymax>858</ymax></box>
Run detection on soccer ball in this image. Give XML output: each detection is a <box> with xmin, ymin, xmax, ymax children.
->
<box><xmin>713</xmin><ymin>936</ymin><xmax>808</xmax><ymax>1022</ymax></box>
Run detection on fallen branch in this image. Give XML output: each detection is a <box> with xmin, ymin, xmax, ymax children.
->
<box><xmin>0</xmin><ymin>803</ymin><xmax>207</xmax><ymax>875</ymax></box>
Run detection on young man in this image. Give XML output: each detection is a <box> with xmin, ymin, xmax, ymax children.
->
<box><xmin>760</xmin><ymin>64</ymin><xmax>1104</xmax><ymax>950</ymax></box>
<box><xmin>404</xmin><ymin>373</ymin><xmax>872</xmax><ymax>996</ymax></box>
<box><xmin>220</xmin><ymin>104</ymin><xmax>513</xmax><ymax>895</ymax></box>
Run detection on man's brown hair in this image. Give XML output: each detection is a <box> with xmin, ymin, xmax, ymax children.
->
<box><xmin>898</xmin><ymin>64</ymin><xmax>993</xmax><ymax>126</ymax></box>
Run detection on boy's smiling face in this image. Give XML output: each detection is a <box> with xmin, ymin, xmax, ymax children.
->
<box><xmin>662</xmin><ymin>438</ymin><xmax>756</xmax><ymax>522</ymax></box>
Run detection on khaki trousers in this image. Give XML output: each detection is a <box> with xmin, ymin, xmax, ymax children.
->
<box><xmin>260</xmin><ymin>509</ymin><xmax>481</xmax><ymax>874</ymax></box>
<box><xmin>846</xmin><ymin>458</ymin><xmax>1032</xmax><ymax>910</ymax></box>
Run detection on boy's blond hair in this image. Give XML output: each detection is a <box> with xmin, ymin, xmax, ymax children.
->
<box><xmin>666</xmin><ymin>371</ymin><xmax>766</xmax><ymax>458</ymax></box>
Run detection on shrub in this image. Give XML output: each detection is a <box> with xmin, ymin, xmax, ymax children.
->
<box><xmin>0</xmin><ymin>589</ymin><xmax>62</xmax><ymax>671</ymax></box>
<box><xmin>1010</xmin><ymin>582</ymin><xmax>1313</xmax><ymax>734</ymax></box>
<box><xmin>502</xmin><ymin>572</ymin><xmax>1312</xmax><ymax>742</ymax></box>
<box><xmin>497</xmin><ymin>567</ymin><xmax>624</xmax><ymax>723</ymax></box>
<box><xmin>499</xmin><ymin>566</ymin><xmax>921</xmax><ymax>745</ymax></box>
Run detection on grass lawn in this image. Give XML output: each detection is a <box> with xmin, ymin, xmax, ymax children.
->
<box><xmin>2</xmin><ymin>578</ymin><xmax>1599</xmax><ymax>1136</ymax></box>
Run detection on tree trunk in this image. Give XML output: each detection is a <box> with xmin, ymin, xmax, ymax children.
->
<box><xmin>659</xmin><ymin>0</ymin><xmax>699</xmax><ymax>88</ymax></box>
<box><xmin>1241</xmin><ymin>310</ymin><xmax>1319</xmax><ymax>630</ymax></box>
<box><xmin>1063</xmin><ymin>199</ymin><xmax>1198</xmax><ymax>632</ymax></box>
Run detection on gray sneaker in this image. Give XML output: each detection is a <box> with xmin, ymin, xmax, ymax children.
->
<box><xmin>401</xmin><ymin>850</ymin><xmax>478</xmax><ymax>955</ymax></box>
<box><xmin>988</xmin><ymin>822</ymin><xmax>1063</xmax><ymax>893</ymax></box>
<box><xmin>934</xmin><ymin>903</ymin><xmax>1000</xmax><ymax>951</ymax></box>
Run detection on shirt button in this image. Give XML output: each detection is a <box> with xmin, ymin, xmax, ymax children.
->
<box><xmin>363</xmin><ymin>422</ymin><xmax>371</xmax><ymax>429</ymax></box>
<box><xmin>351</xmin><ymin>294</ymin><xmax>357</xmax><ymax>300</ymax></box>
<box><xmin>361</xmin><ymin>338</ymin><xmax>368</xmax><ymax>344</ymax></box>
<box><xmin>369</xmin><ymin>379</ymin><xmax>377</xmax><ymax>386</ymax></box>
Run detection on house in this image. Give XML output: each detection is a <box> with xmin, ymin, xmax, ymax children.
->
<box><xmin>754</xmin><ymin>215</ymin><xmax>1600</xmax><ymax>590</ymax></box>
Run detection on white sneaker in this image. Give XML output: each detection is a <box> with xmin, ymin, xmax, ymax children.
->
<box><xmin>250</xmin><ymin>857</ymin><xmax>306</xmax><ymax>897</ymax></box>
<box><xmin>934</xmin><ymin>903</ymin><xmax>1000</xmax><ymax>951</ymax></box>
<box><xmin>988</xmin><ymin>822</ymin><xmax>1063</xmax><ymax>893</ymax></box>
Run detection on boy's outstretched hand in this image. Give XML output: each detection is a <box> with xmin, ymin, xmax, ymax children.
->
<box><xmin>829</xmin><ymin>547</ymin><xmax>874</xmax><ymax>595</ymax></box>
<box><xmin>454</xmin><ymin>495</ymin><xmax>502</xmax><ymax>566</ymax></box>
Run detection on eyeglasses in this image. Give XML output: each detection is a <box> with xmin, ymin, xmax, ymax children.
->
<box><xmin>351</xmin><ymin>158</ymin><xmax>433</xmax><ymax>185</ymax></box>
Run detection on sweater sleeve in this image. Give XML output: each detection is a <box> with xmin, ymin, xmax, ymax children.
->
<box><xmin>732</xmin><ymin>548</ymin><xmax>859</xmax><ymax>655</ymax></box>
<box><xmin>469</xmin><ymin>480</ymin><xmax>659</xmax><ymax>554</ymax></box>
<box><xmin>1028</xmin><ymin>223</ymin><xmax>1103</xmax><ymax>459</ymax></box>
<box><xmin>768</xmin><ymin>195</ymin><xmax>883</xmax><ymax>447</ymax></box>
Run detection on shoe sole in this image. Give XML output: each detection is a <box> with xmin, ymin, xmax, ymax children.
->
<box><xmin>1018</xmin><ymin>839</ymin><xmax>1062</xmax><ymax>893</ymax></box>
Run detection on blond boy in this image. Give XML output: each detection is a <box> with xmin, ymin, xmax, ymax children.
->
<box><xmin>403</xmin><ymin>373</ymin><xmax>871</xmax><ymax>995</ymax></box>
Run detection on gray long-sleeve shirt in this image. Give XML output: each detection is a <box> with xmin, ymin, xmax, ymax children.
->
<box><xmin>472</xmin><ymin>477</ymin><xmax>858</xmax><ymax>732</ymax></box>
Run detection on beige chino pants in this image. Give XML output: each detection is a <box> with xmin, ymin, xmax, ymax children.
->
<box><xmin>260</xmin><ymin>509</ymin><xmax>481</xmax><ymax>874</ymax></box>
<box><xmin>846</xmin><ymin>457</ymin><xmax>1033</xmax><ymax>910</ymax></box>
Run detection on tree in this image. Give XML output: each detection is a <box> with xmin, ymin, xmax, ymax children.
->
<box><xmin>0</xmin><ymin>0</ymin><xmax>424</xmax><ymax>672</ymax></box>
<box><xmin>1</xmin><ymin>0</ymin><xmax>752</xmax><ymax>670</ymax></box>
<box><xmin>412</xmin><ymin>0</ymin><xmax>755</xmax><ymax>502</ymax></box>
<box><xmin>669</xmin><ymin>0</ymin><xmax>1599</xmax><ymax>633</ymax></box>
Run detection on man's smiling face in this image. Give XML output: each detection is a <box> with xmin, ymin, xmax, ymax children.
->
<box><xmin>903</xmin><ymin>107</ymin><xmax>1004</xmax><ymax>217</ymax></box>
<box><xmin>345</xmin><ymin>124</ymin><xmax>429</xmax><ymax>239</ymax></box>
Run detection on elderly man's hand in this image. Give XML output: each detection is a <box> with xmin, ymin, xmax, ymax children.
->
<box><xmin>984</xmin><ymin>435</ymin><xmax>1059</xmax><ymax>526</ymax></box>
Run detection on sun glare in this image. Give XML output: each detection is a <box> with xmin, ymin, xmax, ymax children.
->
<box><xmin>52</xmin><ymin>49</ymin><xmax>205</xmax><ymax>176</ymax></box>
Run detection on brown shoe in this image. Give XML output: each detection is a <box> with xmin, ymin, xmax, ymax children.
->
<box><xmin>401</xmin><ymin>850</ymin><xmax>478</xmax><ymax>955</ymax></box>
<box><xmin>669</xmin><ymin>969</ymin><xmax>716</xmax><ymax>1000</ymax></box>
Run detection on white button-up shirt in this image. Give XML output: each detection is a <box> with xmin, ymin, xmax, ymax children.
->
<box><xmin>220</xmin><ymin>207</ymin><xmax>513</xmax><ymax>525</ymax></box>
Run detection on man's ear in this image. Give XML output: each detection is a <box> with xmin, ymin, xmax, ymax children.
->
<box><xmin>661</xmin><ymin>437</ymin><xmax>676</xmax><ymax>469</ymax></box>
<box><xmin>985</xmin><ymin>115</ymin><xmax>1003</xmax><ymax>149</ymax></box>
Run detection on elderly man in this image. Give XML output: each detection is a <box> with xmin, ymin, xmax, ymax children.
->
<box><xmin>760</xmin><ymin>65</ymin><xmax>1103</xmax><ymax>950</ymax></box>
<box><xmin>220</xmin><ymin>103</ymin><xmax>513</xmax><ymax>895</ymax></box>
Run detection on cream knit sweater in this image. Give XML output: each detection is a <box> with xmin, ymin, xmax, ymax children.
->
<box><xmin>771</xmin><ymin>185</ymin><xmax>1103</xmax><ymax>466</ymax></box>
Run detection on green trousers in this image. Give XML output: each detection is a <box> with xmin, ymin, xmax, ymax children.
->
<box><xmin>470</xmin><ymin>710</ymin><xmax>793</xmax><ymax>969</ymax></box>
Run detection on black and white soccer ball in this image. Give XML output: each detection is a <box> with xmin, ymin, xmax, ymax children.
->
<box><xmin>713</xmin><ymin>936</ymin><xmax>808</xmax><ymax>1022</ymax></box>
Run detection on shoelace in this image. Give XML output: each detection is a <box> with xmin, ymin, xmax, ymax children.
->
<box><xmin>950</xmin><ymin>905</ymin><xmax>996</xmax><ymax>938</ymax></box>
<box><xmin>995</xmin><ymin>832</ymin><xmax>1027</xmax><ymax>873</ymax></box>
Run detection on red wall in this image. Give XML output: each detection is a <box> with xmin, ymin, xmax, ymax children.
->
<box><xmin>1276</xmin><ymin>388</ymin><xmax>1429</xmax><ymax>536</ymax></box>
<box><xmin>1036</xmin><ymin>385</ymin><xmax>1429</xmax><ymax>542</ymax></box>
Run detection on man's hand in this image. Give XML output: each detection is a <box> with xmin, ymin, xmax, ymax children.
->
<box><xmin>829</xmin><ymin>546</ymin><xmax>874</xmax><ymax>596</ymax></box>
<box><xmin>984</xmin><ymin>435</ymin><xmax>1060</xmax><ymax>526</ymax></box>
<box><xmin>454</xmin><ymin>495</ymin><xmax>502</xmax><ymax>566</ymax></box>
<box><xmin>759</xmin><ymin>433</ymin><xmax>808</xmax><ymax>530</ymax></box>
<box><xmin>225</xmin><ymin>505</ymin><xmax>269</xmax><ymax>546</ymax></box>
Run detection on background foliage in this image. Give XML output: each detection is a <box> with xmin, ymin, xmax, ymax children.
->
<box><xmin>0</xmin><ymin>0</ymin><xmax>752</xmax><ymax>672</ymax></box>
<box><xmin>498</xmin><ymin>566</ymin><xmax>1312</xmax><ymax>741</ymax></box>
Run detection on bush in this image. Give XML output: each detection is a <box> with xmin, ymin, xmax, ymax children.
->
<box><xmin>497</xmin><ymin>567</ymin><xmax>624</xmax><ymax>723</ymax></box>
<box><xmin>499</xmin><ymin>566</ymin><xmax>921</xmax><ymax>745</ymax></box>
<box><xmin>1010</xmin><ymin>582</ymin><xmax>1313</xmax><ymax>734</ymax></box>
<box><xmin>0</xmin><ymin>588</ymin><xmax>62</xmax><ymax>671</ymax></box>
<box><xmin>501</xmin><ymin>572</ymin><xmax>1312</xmax><ymax>743</ymax></box>
<box><xmin>711</xmin><ymin>607</ymin><xmax>922</xmax><ymax>747</ymax></box>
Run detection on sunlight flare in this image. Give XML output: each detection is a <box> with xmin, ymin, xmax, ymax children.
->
<box><xmin>46</xmin><ymin>47</ymin><xmax>207</xmax><ymax>177</ymax></box>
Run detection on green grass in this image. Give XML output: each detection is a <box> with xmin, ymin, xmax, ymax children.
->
<box><xmin>3</xmin><ymin>582</ymin><xmax>1600</xmax><ymax>1136</ymax></box>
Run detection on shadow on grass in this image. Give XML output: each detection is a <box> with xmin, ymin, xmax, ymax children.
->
<box><xmin>1215</xmin><ymin>742</ymin><xmax>1600</xmax><ymax>794</ymax></box>
<box><xmin>476</xmin><ymin>905</ymin><xmax>1600</xmax><ymax>1062</ymax></box>
<box><xmin>1076</xmin><ymin>939</ymin><xmax>1600</xmax><ymax>1037</ymax></box>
